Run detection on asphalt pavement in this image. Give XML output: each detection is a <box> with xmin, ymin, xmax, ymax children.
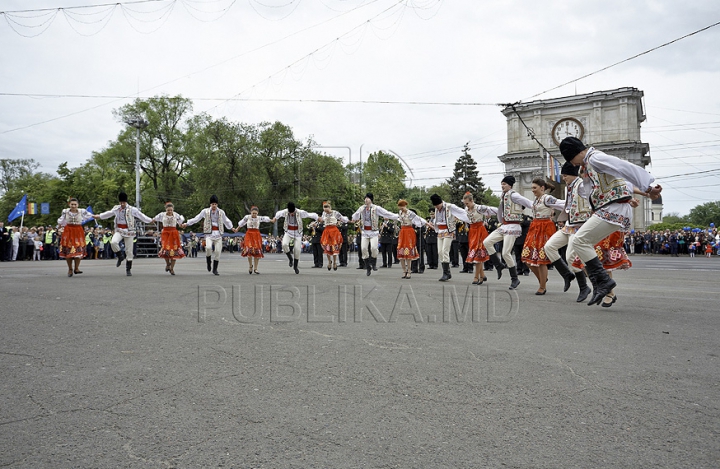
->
<box><xmin>1</xmin><ymin>253</ymin><xmax>718</xmax><ymax>468</ymax></box>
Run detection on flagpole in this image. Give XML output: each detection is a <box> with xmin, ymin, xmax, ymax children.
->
<box><xmin>20</xmin><ymin>212</ymin><xmax>24</xmax><ymax>230</ymax></box>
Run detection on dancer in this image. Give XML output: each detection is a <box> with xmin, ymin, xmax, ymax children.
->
<box><xmin>396</xmin><ymin>200</ymin><xmax>427</xmax><ymax>279</ymax></box>
<box><xmin>318</xmin><ymin>201</ymin><xmax>348</xmax><ymax>271</ymax></box>
<box><xmin>234</xmin><ymin>206</ymin><xmax>271</xmax><ymax>274</ymax></box>
<box><xmin>351</xmin><ymin>193</ymin><xmax>399</xmax><ymax>276</ymax></box>
<box><xmin>57</xmin><ymin>198</ymin><xmax>95</xmax><ymax>277</ymax></box>
<box><xmin>429</xmin><ymin>194</ymin><xmax>470</xmax><ymax>282</ymax></box>
<box><xmin>543</xmin><ymin>162</ymin><xmax>593</xmax><ymax>302</ymax></box>
<box><xmin>271</xmin><ymin>202</ymin><xmax>318</xmax><ymax>274</ymax></box>
<box><xmin>482</xmin><ymin>176</ymin><xmax>533</xmax><ymax>289</ymax></box>
<box><xmin>183</xmin><ymin>195</ymin><xmax>233</xmax><ymax>276</ymax></box>
<box><xmin>462</xmin><ymin>192</ymin><xmax>496</xmax><ymax>285</ymax></box>
<box><xmin>152</xmin><ymin>202</ymin><xmax>186</xmax><ymax>275</ymax></box>
<box><xmin>521</xmin><ymin>178</ymin><xmax>563</xmax><ymax>295</ymax></box>
<box><xmin>561</xmin><ymin>137</ymin><xmax>661</xmax><ymax>305</ymax></box>
<box><xmin>95</xmin><ymin>192</ymin><xmax>153</xmax><ymax>276</ymax></box>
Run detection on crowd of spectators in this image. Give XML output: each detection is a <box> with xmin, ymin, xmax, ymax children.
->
<box><xmin>623</xmin><ymin>228</ymin><xmax>719</xmax><ymax>257</ymax></box>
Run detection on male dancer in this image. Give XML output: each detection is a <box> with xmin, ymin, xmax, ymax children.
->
<box><xmin>429</xmin><ymin>194</ymin><xmax>470</xmax><ymax>282</ymax></box>
<box><xmin>95</xmin><ymin>192</ymin><xmax>153</xmax><ymax>276</ymax></box>
<box><xmin>351</xmin><ymin>193</ymin><xmax>399</xmax><ymax>276</ymax></box>
<box><xmin>425</xmin><ymin>209</ymin><xmax>438</xmax><ymax>269</ymax></box>
<box><xmin>560</xmin><ymin>137</ymin><xmax>661</xmax><ymax>305</ymax></box>
<box><xmin>271</xmin><ymin>202</ymin><xmax>318</xmax><ymax>274</ymax></box>
<box><xmin>543</xmin><ymin>162</ymin><xmax>593</xmax><ymax>302</ymax></box>
<box><xmin>482</xmin><ymin>176</ymin><xmax>532</xmax><ymax>289</ymax></box>
<box><xmin>183</xmin><ymin>195</ymin><xmax>233</xmax><ymax>275</ymax></box>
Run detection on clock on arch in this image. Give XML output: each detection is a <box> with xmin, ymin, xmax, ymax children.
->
<box><xmin>551</xmin><ymin>118</ymin><xmax>584</xmax><ymax>146</ymax></box>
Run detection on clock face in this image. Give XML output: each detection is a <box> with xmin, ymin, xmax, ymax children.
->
<box><xmin>552</xmin><ymin>118</ymin><xmax>584</xmax><ymax>146</ymax></box>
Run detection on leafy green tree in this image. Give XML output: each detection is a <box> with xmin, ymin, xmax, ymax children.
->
<box><xmin>687</xmin><ymin>201</ymin><xmax>720</xmax><ymax>227</ymax></box>
<box><xmin>446</xmin><ymin>143</ymin><xmax>487</xmax><ymax>205</ymax></box>
<box><xmin>0</xmin><ymin>158</ymin><xmax>39</xmax><ymax>195</ymax></box>
<box><xmin>363</xmin><ymin>151</ymin><xmax>406</xmax><ymax>208</ymax></box>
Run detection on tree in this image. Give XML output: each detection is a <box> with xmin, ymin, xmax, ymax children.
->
<box><xmin>662</xmin><ymin>211</ymin><xmax>687</xmax><ymax>225</ymax></box>
<box><xmin>0</xmin><ymin>158</ymin><xmax>40</xmax><ymax>195</ymax></box>
<box><xmin>363</xmin><ymin>151</ymin><xmax>406</xmax><ymax>208</ymax></box>
<box><xmin>446</xmin><ymin>143</ymin><xmax>487</xmax><ymax>205</ymax></box>
<box><xmin>687</xmin><ymin>201</ymin><xmax>720</xmax><ymax>227</ymax></box>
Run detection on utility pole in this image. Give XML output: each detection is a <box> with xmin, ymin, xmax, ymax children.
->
<box><xmin>125</xmin><ymin>118</ymin><xmax>149</xmax><ymax>210</ymax></box>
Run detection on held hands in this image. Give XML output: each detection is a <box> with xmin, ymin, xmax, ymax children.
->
<box><xmin>629</xmin><ymin>198</ymin><xmax>640</xmax><ymax>208</ymax></box>
<box><xmin>181</xmin><ymin>223</ymin><xmax>187</xmax><ymax>228</ymax></box>
<box><xmin>647</xmin><ymin>184</ymin><xmax>662</xmax><ymax>200</ymax></box>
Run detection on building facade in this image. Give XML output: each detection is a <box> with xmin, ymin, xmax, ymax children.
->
<box><xmin>498</xmin><ymin>87</ymin><xmax>652</xmax><ymax>230</ymax></box>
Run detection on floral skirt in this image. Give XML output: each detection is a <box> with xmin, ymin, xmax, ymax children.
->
<box><xmin>321</xmin><ymin>225</ymin><xmax>343</xmax><ymax>255</ymax></box>
<box><xmin>466</xmin><ymin>222</ymin><xmax>489</xmax><ymax>264</ymax></box>
<box><xmin>159</xmin><ymin>227</ymin><xmax>186</xmax><ymax>259</ymax></box>
<box><xmin>242</xmin><ymin>229</ymin><xmax>264</xmax><ymax>258</ymax></box>
<box><xmin>397</xmin><ymin>226</ymin><xmax>419</xmax><ymax>260</ymax></box>
<box><xmin>572</xmin><ymin>231</ymin><xmax>632</xmax><ymax>271</ymax></box>
<box><xmin>521</xmin><ymin>218</ymin><xmax>556</xmax><ymax>266</ymax></box>
<box><xmin>59</xmin><ymin>224</ymin><xmax>86</xmax><ymax>258</ymax></box>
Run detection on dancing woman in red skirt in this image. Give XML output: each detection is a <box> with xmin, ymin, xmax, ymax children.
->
<box><xmin>396</xmin><ymin>200</ymin><xmax>427</xmax><ymax>279</ymax></box>
<box><xmin>234</xmin><ymin>206</ymin><xmax>271</xmax><ymax>274</ymax></box>
<box><xmin>318</xmin><ymin>201</ymin><xmax>348</xmax><ymax>271</ymax></box>
<box><xmin>57</xmin><ymin>197</ymin><xmax>95</xmax><ymax>277</ymax></box>
<box><xmin>521</xmin><ymin>179</ymin><xmax>564</xmax><ymax>295</ymax></box>
<box><xmin>152</xmin><ymin>202</ymin><xmax>186</xmax><ymax>275</ymax></box>
<box><xmin>462</xmin><ymin>192</ymin><xmax>496</xmax><ymax>285</ymax></box>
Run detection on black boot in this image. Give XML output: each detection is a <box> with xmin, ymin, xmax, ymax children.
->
<box><xmin>116</xmin><ymin>250</ymin><xmax>125</xmax><ymax>267</ymax></box>
<box><xmin>508</xmin><ymin>266</ymin><xmax>520</xmax><ymax>290</ymax></box>
<box><xmin>293</xmin><ymin>259</ymin><xmax>299</xmax><ymax>274</ymax></box>
<box><xmin>366</xmin><ymin>258</ymin><xmax>372</xmax><ymax>276</ymax></box>
<box><xmin>584</xmin><ymin>257</ymin><xmax>616</xmax><ymax>306</ymax></box>
<box><xmin>575</xmin><ymin>270</ymin><xmax>592</xmax><ymax>303</ymax></box>
<box><xmin>206</xmin><ymin>256</ymin><xmax>212</xmax><ymax>272</ymax></box>
<box><xmin>551</xmin><ymin>259</ymin><xmax>576</xmax><ymax>292</ymax></box>
<box><xmin>439</xmin><ymin>262</ymin><xmax>451</xmax><ymax>281</ymax></box>
<box><xmin>126</xmin><ymin>260</ymin><xmax>132</xmax><ymax>276</ymax></box>
<box><xmin>372</xmin><ymin>257</ymin><xmax>378</xmax><ymax>271</ymax></box>
<box><xmin>489</xmin><ymin>253</ymin><xmax>504</xmax><ymax>279</ymax></box>
<box><xmin>286</xmin><ymin>252</ymin><xmax>293</xmax><ymax>267</ymax></box>
<box><xmin>212</xmin><ymin>260</ymin><xmax>219</xmax><ymax>275</ymax></box>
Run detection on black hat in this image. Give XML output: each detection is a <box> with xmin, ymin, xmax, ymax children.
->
<box><xmin>430</xmin><ymin>194</ymin><xmax>442</xmax><ymax>206</ymax></box>
<box><xmin>118</xmin><ymin>192</ymin><xmax>128</xmax><ymax>202</ymax></box>
<box><xmin>209</xmin><ymin>194</ymin><xmax>219</xmax><ymax>204</ymax></box>
<box><xmin>561</xmin><ymin>161</ymin><xmax>579</xmax><ymax>177</ymax></box>
<box><xmin>559</xmin><ymin>137</ymin><xmax>586</xmax><ymax>161</ymax></box>
<box><xmin>501</xmin><ymin>175</ymin><xmax>516</xmax><ymax>187</ymax></box>
<box><xmin>287</xmin><ymin>201</ymin><xmax>295</xmax><ymax>213</ymax></box>
<box><xmin>365</xmin><ymin>193</ymin><xmax>374</xmax><ymax>202</ymax></box>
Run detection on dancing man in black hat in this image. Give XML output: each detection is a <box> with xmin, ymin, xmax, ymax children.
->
<box><xmin>95</xmin><ymin>191</ymin><xmax>153</xmax><ymax>276</ymax></box>
<box><xmin>482</xmin><ymin>176</ymin><xmax>532</xmax><ymax>289</ymax></box>
<box><xmin>271</xmin><ymin>202</ymin><xmax>318</xmax><ymax>274</ymax></box>
<box><xmin>560</xmin><ymin>136</ymin><xmax>661</xmax><ymax>305</ymax></box>
<box><xmin>183</xmin><ymin>195</ymin><xmax>233</xmax><ymax>275</ymax></box>
<box><xmin>351</xmin><ymin>193</ymin><xmax>399</xmax><ymax>276</ymax></box>
<box><xmin>428</xmin><ymin>193</ymin><xmax>470</xmax><ymax>282</ymax></box>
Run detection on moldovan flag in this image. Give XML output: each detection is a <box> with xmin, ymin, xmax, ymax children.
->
<box><xmin>7</xmin><ymin>194</ymin><xmax>27</xmax><ymax>222</ymax></box>
<box><xmin>27</xmin><ymin>203</ymin><xmax>37</xmax><ymax>215</ymax></box>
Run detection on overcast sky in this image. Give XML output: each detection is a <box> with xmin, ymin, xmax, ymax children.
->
<box><xmin>1</xmin><ymin>0</ymin><xmax>719</xmax><ymax>217</ymax></box>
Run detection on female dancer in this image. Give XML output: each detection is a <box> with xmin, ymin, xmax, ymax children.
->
<box><xmin>234</xmin><ymin>206</ymin><xmax>271</xmax><ymax>274</ymax></box>
<box><xmin>57</xmin><ymin>198</ymin><xmax>95</xmax><ymax>277</ymax></box>
<box><xmin>396</xmin><ymin>200</ymin><xmax>427</xmax><ymax>279</ymax></box>
<box><xmin>318</xmin><ymin>201</ymin><xmax>348</xmax><ymax>271</ymax></box>
<box><xmin>521</xmin><ymin>179</ymin><xmax>563</xmax><ymax>295</ymax></box>
<box><xmin>153</xmin><ymin>202</ymin><xmax>186</xmax><ymax>275</ymax></box>
<box><xmin>462</xmin><ymin>192</ymin><xmax>496</xmax><ymax>285</ymax></box>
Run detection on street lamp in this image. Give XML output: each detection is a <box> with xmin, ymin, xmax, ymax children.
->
<box><xmin>124</xmin><ymin>118</ymin><xmax>148</xmax><ymax>210</ymax></box>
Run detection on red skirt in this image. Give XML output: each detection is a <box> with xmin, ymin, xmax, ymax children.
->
<box><xmin>521</xmin><ymin>218</ymin><xmax>556</xmax><ymax>266</ymax></box>
<box><xmin>242</xmin><ymin>228</ymin><xmax>264</xmax><ymax>258</ymax></box>
<box><xmin>158</xmin><ymin>226</ymin><xmax>186</xmax><ymax>259</ymax></box>
<box><xmin>466</xmin><ymin>222</ymin><xmax>489</xmax><ymax>264</ymax></box>
<box><xmin>572</xmin><ymin>231</ymin><xmax>631</xmax><ymax>271</ymax></box>
<box><xmin>321</xmin><ymin>225</ymin><xmax>343</xmax><ymax>255</ymax></box>
<box><xmin>397</xmin><ymin>226</ymin><xmax>419</xmax><ymax>260</ymax></box>
<box><xmin>59</xmin><ymin>224</ymin><xmax>86</xmax><ymax>258</ymax></box>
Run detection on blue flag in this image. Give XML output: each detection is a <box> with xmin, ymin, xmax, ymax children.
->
<box><xmin>8</xmin><ymin>194</ymin><xmax>27</xmax><ymax>222</ymax></box>
<box><xmin>41</xmin><ymin>202</ymin><xmax>50</xmax><ymax>215</ymax></box>
<box><xmin>82</xmin><ymin>206</ymin><xmax>96</xmax><ymax>225</ymax></box>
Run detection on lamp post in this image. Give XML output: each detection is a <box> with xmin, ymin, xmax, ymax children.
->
<box><xmin>124</xmin><ymin>118</ymin><xmax>149</xmax><ymax>210</ymax></box>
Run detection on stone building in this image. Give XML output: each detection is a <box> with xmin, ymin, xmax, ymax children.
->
<box><xmin>498</xmin><ymin>87</ymin><xmax>652</xmax><ymax>230</ymax></box>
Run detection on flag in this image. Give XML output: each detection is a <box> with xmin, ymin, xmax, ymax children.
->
<box><xmin>8</xmin><ymin>194</ymin><xmax>27</xmax><ymax>222</ymax></box>
<box><xmin>41</xmin><ymin>203</ymin><xmax>50</xmax><ymax>215</ymax></box>
<box><xmin>554</xmin><ymin>157</ymin><xmax>561</xmax><ymax>183</ymax></box>
<box><xmin>27</xmin><ymin>202</ymin><xmax>37</xmax><ymax>215</ymax></box>
<box><xmin>82</xmin><ymin>206</ymin><xmax>96</xmax><ymax>225</ymax></box>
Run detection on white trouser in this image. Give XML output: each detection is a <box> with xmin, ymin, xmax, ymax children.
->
<box><xmin>204</xmin><ymin>236</ymin><xmax>223</xmax><ymax>261</ymax></box>
<box><xmin>282</xmin><ymin>233</ymin><xmax>302</xmax><ymax>258</ymax></box>
<box><xmin>438</xmin><ymin>236</ymin><xmax>453</xmax><ymax>263</ymax></box>
<box><xmin>544</xmin><ymin>230</ymin><xmax>581</xmax><ymax>272</ymax></box>
<box><xmin>12</xmin><ymin>245</ymin><xmax>18</xmax><ymax>260</ymax></box>
<box><xmin>483</xmin><ymin>230</ymin><xmax>516</xmax><ymax>268</ymax></box>
<box><xmin>568</xmin><ymin>215</ymin><xmax>620</xmax><ymax>264</ymax></box>
<box><xmin>111</xmin><ymin>233</ymin><xmax>134</xmax><ymax>261</ymax></box>
<box><xmin>361</xmin><ymin>236</ymin><xmax>379</xmax><ymax>259</ymax></box>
